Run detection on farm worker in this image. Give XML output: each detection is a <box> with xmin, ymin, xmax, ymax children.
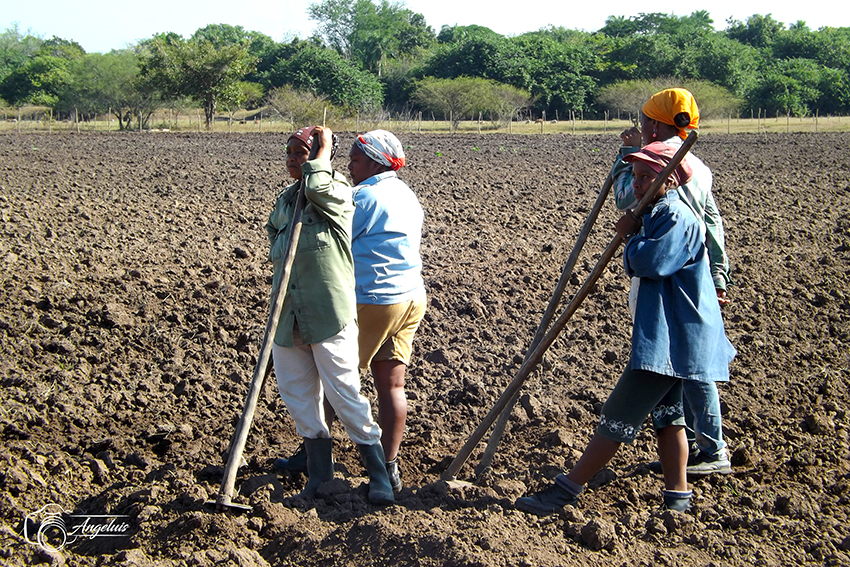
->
<box><xmin>276</xmin><ymin>129</ymin><xmax>426</xmax><ymax>493</ymax></box>
<box><xmin>517</xmin><ymin>142</ymin><xmax>736</xmax><ymax>515</ymax></box>
<box><xmin>266</xmin><ymin>125</ymin><xmax>393</xmax><ymax>505</ymax></box>
<box><xmin>610</xmin><ymin>88</ymin><xmax>734</xmax><ymax>476</ymax></box>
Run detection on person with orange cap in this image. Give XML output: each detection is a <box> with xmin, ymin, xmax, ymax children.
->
<box><xmin>517</xmin><ymin>142</ymin><xmax>735</xmax><ymax>515</ymax></box>
<box><xmin>612</xmin><ymin>88</ymin><xmax>734</xmax><ymax>477</ymax></box>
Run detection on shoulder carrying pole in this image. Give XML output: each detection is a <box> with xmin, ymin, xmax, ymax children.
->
<box><xmin>443</xmin><ymin>131</ymin><xmax>698</xmax><ymax>481</ymax></box>
<box><xmin>474</xmin><ymin>173</ymin><xmax>614</xmax><ymax>479</ymax></box>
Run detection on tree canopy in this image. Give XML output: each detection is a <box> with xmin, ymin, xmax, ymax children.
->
<box><xmin>4</xmin><ymin>9</ymin><xmax>850</xmax><ymax>120</ymax></box>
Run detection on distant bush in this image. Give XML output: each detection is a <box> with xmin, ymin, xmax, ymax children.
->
<box><xmin>596</xmin><ymin>79</ymin><xmax>742</xmax><ymax>123</ymax></box>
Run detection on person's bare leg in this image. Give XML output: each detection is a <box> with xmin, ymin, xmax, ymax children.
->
<box><xmin>323</xmin><ymin>396</ymin><xmax>335</xmax><ymax>429</ymax></box>
<box><xmin>657</xmin><ymin>425</ymin><xmax>688</xmax><ymax>491</ymax></box>
<box><xmin>371</xmin><ymin>359</ymin><xmax>407</xmax><ymax>460</ymax></box>
<box><xmin>565</xmin><ymin>432</ymin><xmax>621</xmax><ymax>485</ymax></box>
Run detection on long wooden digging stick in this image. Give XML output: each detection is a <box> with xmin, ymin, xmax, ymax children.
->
<box><xmin>474</xmin><ymin>174</ymin><xmax>614</xmax><ymax>479</ymax></box>
<box><xmin>443</xmin><ymin>131</ymin><xmax>698</xmax><ymax>481</ymax></box>
<box><xmin>212</xmin><ymin>180</ymin><xmax>307</xmax><ymax>512</ymax></box>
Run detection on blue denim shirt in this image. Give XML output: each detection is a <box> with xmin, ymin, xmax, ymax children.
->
<box><xmin>624</xmin><ymin>190</ymin><xmax>736</xmax><ymax>382</ymax></box>
<box><xmin>351</xmin><ymin>171</ymin><xmax>425</xmax><ymax>305</ymax></box>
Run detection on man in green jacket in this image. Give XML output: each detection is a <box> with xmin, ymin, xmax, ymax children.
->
<box><xmin>267</xmin><ymin>126</ymin><xmax>393</xmax><ymax>505</ymax></box>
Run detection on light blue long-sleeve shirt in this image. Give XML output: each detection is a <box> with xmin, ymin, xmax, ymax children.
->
<box><xmin>351</xmin><ymin>171</ymin><xmax>425</xmax><ymax>305</ymax></box>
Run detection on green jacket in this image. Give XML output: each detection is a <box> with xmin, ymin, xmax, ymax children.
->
<box><xmin>266</xmin><ymin>158</ymin><xmax>356</xmax><ymax>347</ymax></box>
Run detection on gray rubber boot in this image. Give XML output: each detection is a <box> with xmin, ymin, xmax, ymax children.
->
<box><xmin>299</xmin><ymin>437</ymin><xmax>334</xmax><ymax>498</ymax></box>
<box><xmin>357</xmin><ymin>443</ymin><xmax>394</xmax><ymax>505</ymax></box>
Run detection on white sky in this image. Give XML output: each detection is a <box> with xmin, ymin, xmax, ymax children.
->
<box><xmin>4</xmin><ymin>0</ymin><xmax>847</xmax><ymax>54</ymax></box>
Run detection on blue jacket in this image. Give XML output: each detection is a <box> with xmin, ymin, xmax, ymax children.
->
<box><xmin>351</xmin><ymin>171</ymin><xmax>425</xmax><ymax>305</ymax></box>
<box><xmin>624</xmin><ymin>190</ymin><xmax>736</xmax><ymax>381</ymax></box>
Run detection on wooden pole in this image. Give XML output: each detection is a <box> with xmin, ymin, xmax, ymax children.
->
<box><xmin>442</xmin><ymin>132</ymin><xmax>699</xmax><ymax>481</ymax></box>
<box><xmin>212</xmin><ymin>180</ymin><xmax>308</xmax><ymax>512</ymax></box>
<box><xmin>474</xmin><ymin>174</ymin><xmax>615</xmax><ymax>478</ymax></box>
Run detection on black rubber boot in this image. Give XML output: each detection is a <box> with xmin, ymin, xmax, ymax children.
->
<box><xmin>357</xmin><ymin>443</ymin><xmax>394</xmax><ymax>505</ymax></box>
<box><xmin>662</xmin><ymin>489</ymin><xmax>692</xmax><ymax>511</ymax></box>
<box><xmin>386</xmin><ymin>458</ymin><xmax>402</xmax><ymax>492</ymax></box>
<box><xmin>273</xmin><ymin>442</ymin><xmax>308</xmax><ymax>474</ymax></box>
<box><xmin>299</xmin><ymin>437</ymin><xmax>334</xmax><ymax>498</ymax></box>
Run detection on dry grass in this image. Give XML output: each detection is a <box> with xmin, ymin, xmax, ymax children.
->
<box><xmin>1</xmin><ymin>108</ymin><xmax>848</xmax><ymax>135</ymax></box>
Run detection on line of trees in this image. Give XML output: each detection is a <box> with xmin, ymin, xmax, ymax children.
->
<box><xmin>2</xmin><ymin>7</ymin><xmax>850</xmax><ymax>131</ymax></box>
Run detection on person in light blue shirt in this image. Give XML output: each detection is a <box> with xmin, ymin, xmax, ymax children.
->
<box><xmin>347</xmin><ymin>130</ymin><xmax>427</xmax><ymax>492</ymax></box>
<box><xmin>278</xmin><ymin>130</ymin><xmax>427</xmax><ymax>492</ymax></box>
<box><xmin>351</xmin><ymin>169</ymin><xmax>425</xmax><ymax>305</ymax></box>
<box><xmin>517</xmin><ymin>142</ymin><xmax>735</xmax><ymax>516</ymax></box>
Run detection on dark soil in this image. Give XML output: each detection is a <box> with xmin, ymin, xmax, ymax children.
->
<box><xmin>0</xmin><ymin>131</ymin><xmax>848</xmax><ymax>566</ymax></box>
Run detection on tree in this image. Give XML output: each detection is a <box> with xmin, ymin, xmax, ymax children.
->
<box><xmin>412</xmin><ymin>76</ymin><xmax>527</xmax><ymax>130</ymax></box>
<box><xmin>596</xmin><ymin>79</ymin><xmax>740</xmax><ymax>122</ymax></box>
<box><xmin>266</xmin><ymin>84</ymin><xmax>338</xmax><ymax>126</ymax></box>
<box><xmin>308</xmin><ymin>0</ymin><xmax>435</xmax><ymax>73</ymax></box>
<box><xmin>0</xmin><ymin>53</ymin><xmax>70</xmax><ymax>106</ymax></box>
<box><xmin>0</xmin><ymin>32</ymin><xmax>83</xmax><ymax>108</ymax></box>
<box><xmin>260</xmin><ymin>40</ymin><xmax>383</xmax><ymax>111</ymax></box>
<box><xmin>0</xmin><ymin>24</ymin><xmax>43</xmax><ymax>82</ymax></box>
<box><xmin>513</xmin><ymin>33</ymin><xmax>598</xmax><ymax>116</ymax></box>
<box><xmin>139</xmin><ymin>33</ymin><xmax>257</xmax><ymax>129</ymax></box>
<box><xmin>60</xmin><ymin>49</ymin><xmax>159</xmax><ymax>129</ymax></box>
<box><xmin>726</xmin><ymin>14</ymin><xmax>784</xmax><ymax>49</ymax></box>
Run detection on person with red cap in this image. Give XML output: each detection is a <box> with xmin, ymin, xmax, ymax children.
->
<box><xmin>267</xmin><ymin>125</ymin><xmax>394</xmax><ymax>505</ymax></box>
<box><xmin>277</xmin><ymin>129</ymin><xmax>426</xmax><ymax>492</ymax></box>
<box><xmin>516</xmin><ymin>142</ymin><xmax>735</xmax><ymax>515</ymax></box>
<box><xmin>346</xmin><ymin>129</ymin><xmax>426</xmax><ymax>492</ymax></box>
<box><xmin>613</xmin><ymin>88</ymin><xmax>734</xmax><ymax>476</ymax></box>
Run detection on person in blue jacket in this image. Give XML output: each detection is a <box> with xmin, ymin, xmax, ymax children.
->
<box><xmin>517</xmin><ymin>142</ymin><xmax>736</xmax><ymax>515</ymax></box>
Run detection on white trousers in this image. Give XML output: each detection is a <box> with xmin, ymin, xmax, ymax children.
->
<box><xmin>272</xmin><ymin>320</ymin><xmax>381</xmax><ymax>446</ymax></box>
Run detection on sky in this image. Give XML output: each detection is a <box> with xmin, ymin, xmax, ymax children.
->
<box><xmin>4</xmin><ymin>0</ymin><xmax>848</xmax><ymax>54</ymax></box>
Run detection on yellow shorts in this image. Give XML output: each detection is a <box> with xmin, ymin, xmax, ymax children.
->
<box><xmin>357</xmin><ymin>297</ymin><xmax>427</xmax><ymax>369</ymax></box>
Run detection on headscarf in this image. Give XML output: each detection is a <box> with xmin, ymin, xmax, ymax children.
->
<box><xmin>624</xmin><ymin>141</ymin><xmax>693</xmax><ymax>187</ymax></box>
<box><xmin>642</xmin><ymin>88</ymin><xmax>700</xmax><ymax>140</ymax></box>
<box><xmin>354</xmin><ymin>129</ymin><xmax>406</xmax><ymax>170</ymax></box>
<box><xmin>287</xmin><ymin>126</ymin><xmax>340</xmax><ymax>159</ymax></box>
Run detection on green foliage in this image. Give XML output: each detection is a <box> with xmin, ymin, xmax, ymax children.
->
<box><xmin>436</xmin><ymin>25</ymin><xmax>500</xmax><ymax>44</ymax></box>
<box><xmin>595</xmin><ymin>79</ymin><xmax>741</xmax><ymax>121</ymax></box>
<box><xmin>59</xmin><ymin>49</ymin><xmax>154</xmax><ymax>129</ymax></box>
<box><xmin>599</xmin><ymin>11</ymin><xmax>714</xmax><ymax>38</ymax></box>
<box><xmin>0</xmin><ymin>54</ymin><xmax>70</xmax><ymax>106</ymax></box>
<box><xmin>139</xmin><ymin>33</ymin><xmax>257</xmax><ymax>129</ymax></box>
<box><xmin>260</xmin><ymin>40</ymin><xmax>383</xmax><ymax>111</ymax></box>
<box><xmin>0</xmin><ymin>24</ymin><xmax>44</xmax><ymax>82</ymax></box>
<box><xmin>7</xmin><ymin>12</ymin><xmax>850</xmax><ymax>123</ymax></box>
<box><xmin>265</xmin><ymin>84</ymin><xmax>340</xmax><ymax>126</ymax></box>
<box><xmin>309</xmin><ymin>0</ymin><xmax>435</xmax><ymax>73</ymax></box>
<box><xmin>726</xmin><ymin>14</ymin><xmax>784</xmax><ymax>49</ymax></box>
<box><xmin>746</xmin><ymin>59</ymin><xmax>850</xmax><ymax>116</ymax></box>
<box><xmin>412</xmin><ymin>76</ymin><xmax>530</xmax><ymax>130</ymax></box>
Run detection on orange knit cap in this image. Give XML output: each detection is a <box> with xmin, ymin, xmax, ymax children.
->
<box><xmin>642</xmin><ymin>88</ymin><xmax>700</xmax><ymax>140</ymax></box>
